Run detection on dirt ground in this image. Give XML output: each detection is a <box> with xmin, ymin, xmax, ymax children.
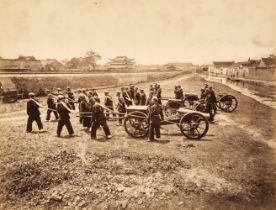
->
<box><xmin>0</xmin><ymin>74</ymin><xmax>275</xmax><ymax>210</ymax></box>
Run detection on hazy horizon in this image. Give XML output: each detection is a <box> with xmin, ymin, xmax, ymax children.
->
<box><xmin>0</xmin><ymin>0</ymin><xmax>275</xmax><ymax>65</ymax></box>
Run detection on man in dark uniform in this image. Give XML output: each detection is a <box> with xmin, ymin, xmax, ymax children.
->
<box><xmin>209</xmin><ymin>86</ymin><xmax>217</xmax><ymax>112</ymax></box>
<box><xmin>156</xmin><ymin>84</ymin><xmax>162</xmax><ymax>104</ymax></box>
<box><xmin>45</xmin><ymin>93</ymin><xmax>59</xmax><ymax>121</ymax></box>
<box><xmin>91</xmin><ymin>97</ymin><xmax>112</xmax><ymax>139</ymax></box>
<box><xmin>121</xmin><ymin>87</ymin><xmax>132</xmax><ymax>106</ymax></box>
<box><xmin>205</xmin><ymin>89</ymin><xmax>215</xmax><ymax>122</ymax></box>
<box><xmin>140</xmin><ymin>89</ymin><xmax>146</xmax><ymax>105</ymax></box>
<box><xmin>129</xmin><ymin>85</ymin><xmax>135</xmax><ymax>101</ymax></box>
<box><xmin>104</xmin><ymin>91</ymin><xmax>115</xmax><ymax>119</ymax></box>
<box><xmin>116</xmin><ymin>91</ymin><xmax>126</xmax><ymax>126</ymax></box>
<box><xmin>134</xmin><ymin>87</ymin><xmax>140</xmax><ymax>105</ymax></box>
<box><xmin>66</xmin><ymin>87</ymin><xmax>75</xmax><ymax>110</ymax></box>
<box><xmin>174</xmin><ymin>85</ymin><xmax>184</xmax><ymax>99</ymax></box>
<box><xmin>26</xmin><ymin>92</ymin><xmax>44</xmax><ymax>133</ymax></box>
<box><xmin>147</xmin><ymin>97</ymin><xmax>164</xmax><ymax>142</ymax></box>
<box><xmin>146</xmin><ymin>90</ymin><xmax>154</xmax><ymax>106</ymax></box>
<box><xmin>56</xmin><ymin>95</ymin><xmax>74</xmax><ymax>137</ymax></box>
<box><xmin>79</xmin><ymin>95</ymin><xmax>91</xmax><ymax>130</ymax></box>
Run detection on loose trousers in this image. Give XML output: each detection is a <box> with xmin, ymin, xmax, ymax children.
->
<box><xmin>149</xmin><ymin>123</ymin><xmax>160</xmax><ymax>140</ymax></box>
<box><xmin>57</xmin><ymin>118</ymin><xmax>74</xmax><ymax>136</ymax></box>
<box><xmin>46</xmin><ymin>109</ymin><xmax>59</xmax><ymax>120</ymax></box>
<box><xmin>26</xmin><ymin>115</ymin><xmax>43</xmax><ymax>132</ymax></box>
<box><xmin>91</xmin><ymin>120</ymin><xmax>111</xmax><ymax>138</ymax></box>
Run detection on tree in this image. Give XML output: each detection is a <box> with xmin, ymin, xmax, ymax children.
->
<box><xmin>65</xmin><ymin>57</ymin><xmax>82</xmax><ymax>69</ymax></box>
<box><xmin>82</xmin><ymin>50</ymin><xmax>101</xmax><ymax>70</ymax></box>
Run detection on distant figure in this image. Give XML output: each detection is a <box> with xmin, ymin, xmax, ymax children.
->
<box><xmin>140</xmin><ymin>89</ymin><xmax>146</xmax><ymax>105</ymax></box>
<box><xmin>26</xmin><ymin>92</ymin><xmax>44</xmax><ymax>133</ymax></box>
<box><xmin>121</xmin><ymin>87</ymin><xmax>132</xmax><ymax>106</ymax></box>
<box><xmin>116</xmin><ymin>91</ymin><xmax>126</xmax><ymax>126</ymax></box>
<box><xmin>134</xmin><ymin>87</ymin><xmax>140</xmax><ymax>105</ymax></box>
<box><xmin>104</xmin><ymin>91</ymin><xmax>115</xmax><ymax>119</ymax></box>
<box><xmin>66</xmin><ymin>87</ymin><xmax>75</xmax><ymax>110</ymax></box>
<box><xmin>56</xmin><ymin>95</ymin><xmax>74</xmax><ymax>137</ymax></box>
<box><xmin>79</xmin><ymin>95</ymin><xmax>91</xmax><ymax>130</ymax></box>
<box><xmin>174</xmin><ymin>85</ymin><xmax>184</xmax><ymax>99</ymax></box>
<box><xmin>204</xmin><ymin>89</ymin><xmax>216</xmax><ymax>122</ymax></box>
<box><xmin>91</xmin><ymin>97</ymin><xmax>112</xmax><ymax>140</ymax></box>
<box><xmin>147</xmin><ymin>97</ymin><xmax>164</xmax><ymax>142</ymax></box>
<box><xmin>146</xmin><ymin>90</ymin><xmax>154</xmax><ymax>106</ymax></box>
<box><xmin>45</xmin><ymin>94</ymin><xmax>59</xmax><ymax>122</ymax></box>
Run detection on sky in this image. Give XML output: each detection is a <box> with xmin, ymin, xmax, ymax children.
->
<box><xmin>0</xmin><ymin>0</ymin><xmax>276</xmax><ymax>64</ymax></box>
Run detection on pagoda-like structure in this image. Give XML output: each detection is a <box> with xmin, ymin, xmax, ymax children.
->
<box><xmin>107</xmin><ymin>56</ymin><xmax>136</xmax><ymax>70</ymax></box>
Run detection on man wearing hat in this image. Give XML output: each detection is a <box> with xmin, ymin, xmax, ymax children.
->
<box><xmin>45</xmin><ymin>93</ymin><xmax>59</xmax><ymax>122</ymax></box>
<box><xmin>66</xmin><ymin>87</ymin><xmax>76</xmax><ymax>110</ymax></box>
<box><xmin>116</xmin><ymin>91</ymin><xmax>126</xmax><ymax>126</ymax></box>
<box><xmin>104</xmin><ymin>91</ymin><xmax>115</xmax><ymax>119</ymax></box>
<box><xmin>91</xmin><ymin>97</ymin><xmax>112</xmax><ymax>139</ymax></box>
<box><xmin>26</xmin><ymin>92</ymin><xmax>44</xmax><ymax>133</ymax></box>
<box><xmin>56</xmin><ymin>95</ymin><xmax>75</xmax><ymax>137</ymax></box>
<box><xmin>134</xmin><ymin>87</ymin><xmax>140</xmax><ymax>105</ymax></box>
<box><xmin>121</xmin><ymin>87</ymin><xmax>132</xmax><ymax>106</ymax></box>
<box><xmin>147</xmin><ymin>96</ymin><xmax>164</xmax><ymax>142</ymax></box>
<box><xmin>140</xmin><ymin>89</ymin><xmax>146</xmax><ymax>105</ymax></box>
<box><xmin>204</xmin><ymin>88</ymin><xmax>215</xmax><ymax>122</ymax></box>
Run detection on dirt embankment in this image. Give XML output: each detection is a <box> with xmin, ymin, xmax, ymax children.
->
<box><xmin>0</xmin><ymin>74</ymin><xmax>275</xmax><ymax>210</ymax></box>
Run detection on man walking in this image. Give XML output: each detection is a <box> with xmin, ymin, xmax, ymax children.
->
<box><xmin>26</xmin><ymin>92</ymin><xmax>44</xmax><ymax>133</ymax></box>
<box><xmin>91</xmin><ymin>97</ymin><xmax>112</xmax><ymax>139</ymax></box>
<box><xmin>45</xmin><ymin>93</ymin><xmax>59</xmax><ymax>122</ymax></box>
<box><xmin>56</xmin><ymin>95</ymin><xmax>75</xmax><ymax>137</ymax></box>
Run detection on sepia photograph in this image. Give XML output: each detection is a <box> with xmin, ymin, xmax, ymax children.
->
<box><xmin>0</xmin><ymin>0</ymin><xmax>275</xmax><ymax>209</ymax></box>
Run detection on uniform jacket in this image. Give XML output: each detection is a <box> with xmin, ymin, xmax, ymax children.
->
<box><xmin>57</xmin><ymin>102</ymin><xmax>71</xmax><ymax>120</ymax></box>
<box><xmin>134</xmin><ymin>91</ymin><xmax>140</xmax><ymax>105</ymax></box>
<box><xmin>148</xmin><ymin>104</ymin><xmax>164</xmax><ymax>124</ymax></box>
<box><xmin>140</xmin><ymin>93</ymin><xmax>146</xmax><ymax>105</ymax></box>
<box><xmin>91</xmin><ymin>103</ymin><xmax>106</xmax><ymax>122</ymax></box>
<box><xmin>47</xmin><ymin>98</ymin><xmax>57</xmax><ymax>109</ymax></box>
<box><xmin>116</xmin><ymin>96</ymin><xmax>126</xmax><ymax>113</ymax></box>
<box><xmin>27</xmin><ymin>99</ymin><xmax>40</xmax><ymax>116</ymax></box>
<box><xmin>104</xmin><ymin>96</ymin><xmax>113</xmax><ymax>107</ymax></box>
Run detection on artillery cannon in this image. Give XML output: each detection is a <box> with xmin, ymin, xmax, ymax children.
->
<box><xmin>163</xmin><ymin>92</ymin><xmax>238</xmax><ymax>118</ymax></box>
<box><xmin>124</xmin><ymin>105</ymin><xmax>209</xmax><ymax>140</ymax></box>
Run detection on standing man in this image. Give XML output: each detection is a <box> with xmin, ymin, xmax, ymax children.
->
<box><xmin>121</xmin><ymin>87</ymin><xmax>132</xmax><ymax>106</ymax></box>
<box><xmin>156</xmin><ymin>84</ymin><xmax>162</xmax><ymax>104</ymax></box>
<box><xmin>26</xmin><ymin>92</ymin><xmax>44</xmax><ymax>133</ymax></box>
<box><xmin>147</xmin><ymin>97</ymin><xmax>164</xmax><ymax>142</ymax></box>
<box><xmin>116</xmin><ymin>91</ymin><xmax>126</xmax><ymax>126</ymax></box>
<box><xmin>104</xmin><ymin>91</ymin><xmax>115</xmax><ymax>119</ymax></box>
<box><xmin>140</xmin><ymin>89</ymin><xmax>146</xmax><ymax>105</ymax></box>
<box><xmin>45</xmin><ymin>93</ymin><xmax>59</xmax><ymax>122</ymax></box>
<box><xmin>66</xmin><ymin>87</ymin><xmax>75</xmax><ymax>110</ymax></box>
<box><xmin>79</xmin><ymin>95</ymin><xmax>91</xmax><ymax>130</ymax></box>
<box><xmin>205</xmin><ymin>89</ymin><xmax>215</xmax><ymax>122</ymax></box>
<box><xmin>91</xmin><ymin>97</ymin><xmax>112</xmax><ymax>139</ymax></box>
<box><xmin>134</xmin><ymin>87</ymin><xmax>140</xmax><ymax>105</ymax></box>
<box><xmin>56</xmin><ymin>95</ymin><xmax>75</xmax><ymax>137</ymax></box>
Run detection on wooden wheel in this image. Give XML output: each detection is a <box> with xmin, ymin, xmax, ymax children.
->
<box><xmin>218</xmin><ymin>95</ymin><xmax>238</xmax><ymax>112</ymax></box>
<box><xmin>124</xmin><ymin>111</ymin><xmax>149</xmax><ymax>138</ymax></box>
<box><xmin>179</xmin><ymin>113</ymin><xmax>209</xmax><ymax>139</ymax></box>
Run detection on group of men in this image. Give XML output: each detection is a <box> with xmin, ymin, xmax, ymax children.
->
<box><xmin>200</xmin><ymin>84</ymin><xmax>217</xmax><ymax>122</ymax></box>
<box><xmin>26</xmin><ymin>83</ymin><xmax>164</xmax><ymax>141</ymax></box>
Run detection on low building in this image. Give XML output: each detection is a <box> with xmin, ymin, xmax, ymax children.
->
<box><xmin>0</xmin><ymin>56</ymin><xmax>41</xmax><ymax>71</ymax></box>
<box><xmin>106</xmin><ymin>56</ymin><xmax>136</xmax><ymax>70</ymax></box>
<box><xmin>209</xmin><ymin>61</ymin><xmax>235</xmax><ymax>76</ymax></box>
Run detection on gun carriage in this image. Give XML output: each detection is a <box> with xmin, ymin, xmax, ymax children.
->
<box><xmin>123</xmin><ymin>105</ymin><xmax>209</xmax><ymax>140</ymax></box>
<box><xmin>163</xmin><ymin>93</ymin><xmax>238</xmax><ymax>118</ymax></box>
